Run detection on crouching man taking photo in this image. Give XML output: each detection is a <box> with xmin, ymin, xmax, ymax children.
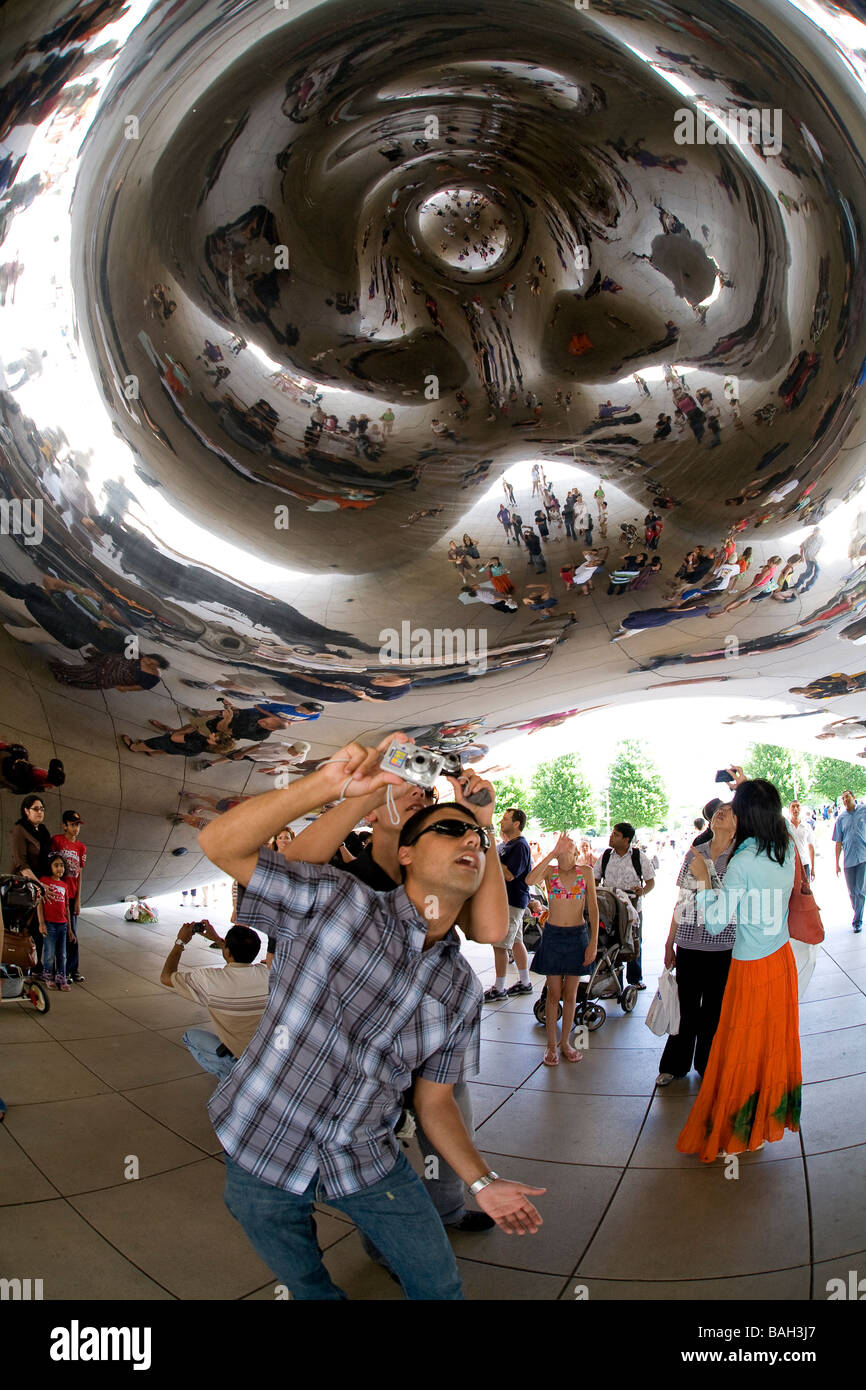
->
<box><xmin>198</xmin><ymin>736</ymin><xmax>545</xmax><ymax>1300</ymax></box>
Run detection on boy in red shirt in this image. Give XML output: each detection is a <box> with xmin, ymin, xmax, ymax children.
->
<box><xmin>39</xmin><ymin>855</ymin><xmax>74</xmax><ymax>990</ymax></box>
<box><xmin>50</xmin><ymin>811</ymin><xmax>86</xmax><ymax>981</ymax></box>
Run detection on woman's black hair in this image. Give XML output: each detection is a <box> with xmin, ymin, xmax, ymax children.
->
<box><xmin>18</xmin><ymin>793</ymin><xmax>46</xmax><ymax>822</ymax></box>
<box><xmin>730</xmin><ymin>779</ymin><xmax>789</xmax><ymax>866</ymax></box>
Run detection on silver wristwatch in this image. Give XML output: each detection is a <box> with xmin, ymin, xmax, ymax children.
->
<box><xmin>174</xmin><ymin>938</ymin><xmax>186</xmax><ymax>948</ymax></box>
<box><xmin>469</xmin><ymin>1171</ymin><xmax>499</xmax><ymax>1195</ymax></box>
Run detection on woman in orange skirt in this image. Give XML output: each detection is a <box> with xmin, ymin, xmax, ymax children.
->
<box><xmin>676</xmin><ymin>777</ymin><xmax>799</xmax><ymax>1162</ymax></box>
<box><xmin>478</xmin><ymin>556</ymin><xmax>515</xmax><ymax>594</ymax></box>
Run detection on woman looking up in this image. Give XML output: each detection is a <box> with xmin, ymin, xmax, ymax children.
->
<box><xmin>676</xmin><ymin>779</ymin><xmax>799</xmax><ymax>1161</ymax></box>
<box><xmin>527</xmin><ymin>833</ymin><xmax>599</xmax><ymax>1066</ymax></box>
<box><xmin>657</xmin><ymin>801</ymin><xmax>737</xmax><ymax>1086</ymax></box>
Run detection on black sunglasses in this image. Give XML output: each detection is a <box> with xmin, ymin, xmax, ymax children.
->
<box><xmin>407</xmin><ymin>818</ymin><xmax>491</xmax><ymax>852</ymax></box>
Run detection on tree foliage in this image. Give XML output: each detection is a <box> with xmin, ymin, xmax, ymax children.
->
<box><xmin>490</xmin><ymin>771</ymin><xmax>533</xmax><ymax>818</ymax></box>
<box><xmin>529</xmin><ymin>754</ymin><xmax>595</xmax><ymax>832</ymax></box>
<box><xmin>606</xmin><ymin>738</ymin><xmax>669</xmax><ymax>829</ymax></box>
<box><xmin>743</xmin><ymin>743</ymin><xmax>812</xmax><ymax>804</ymax></box>
<box><xmin>806</xmin><ymin>755</ymin><xmax>866</xmax><ymax>802</ymax></box>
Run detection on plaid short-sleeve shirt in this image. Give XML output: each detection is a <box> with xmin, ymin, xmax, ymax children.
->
<box><xmin>207</xmin><ymin>849</ymin><xmax>482</xmax><ymax>1198</ymax></box>
<box><xmin>673</xmin><ymin>845</ymin><xmax>736</xmax><ymax>950</ymax></box>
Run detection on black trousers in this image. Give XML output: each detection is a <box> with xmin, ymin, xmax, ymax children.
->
<box><xmin>26</xmin><ymin>910</ymin><xmax>43</xmax><ymax>969</ymax></box>
<box><xmin>626</xmin><ymin>911</ymin><xmax>643</xmax><ymax>985</ymax></box>
<box><xmin>659</xmin><ymin>946</ymin><xmax>732</xmax><ymax>1077</ymax></box>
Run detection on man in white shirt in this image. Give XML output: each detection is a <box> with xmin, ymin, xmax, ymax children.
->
<box><xmin>817</xmin><ymin>718</ymin><xmax>866</xmax><ymax>744</ymax></box>
<box><xmin>458</xmin><ymin>585</ymin><xmax>517</xmax><ymax>611</ymax></box>
<box><xmin>794</xmin><ymin>526</ymin><xmax>821</xmax><ymax>593</ymax></box>
<box><xmin>787</xmin><ymin>801</ymin><xmax>815</xmax><ymax>880</ymax></box>
<box><xmin>160</xmin><ymin>923</ymin><xmax>270</xmax><ymax>1080</ymax></box>
<box><xmin>594</xmin><ymin>823</ymin><xmax>655</xmax><ymax>988</ymax></box>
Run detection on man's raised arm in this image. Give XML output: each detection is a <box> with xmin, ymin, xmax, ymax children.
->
<box><xmin>447</xmin><ymin>771</ymin><xmax>509</xmax><ymax>945</ymax></box>
<box><xmin>198</xmin><ymin>739</ymin><xmax>402</xmax><ymax>886</ymax></box>
<box><xmin>281</xmin><ymin>790</ymin><xmax>383</xmax><ymax>866</ymax></box>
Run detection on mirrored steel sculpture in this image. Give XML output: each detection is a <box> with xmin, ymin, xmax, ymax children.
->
<box><xmin>1</xmin><ymin>0</ymin><xmax>865</xmax><ymax>902</ymax></box>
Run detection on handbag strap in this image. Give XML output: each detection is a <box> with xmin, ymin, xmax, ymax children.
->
<box><xmin>791</xmin><ymin>845</ymin><xmax>815</xmax><ymax>900</ymax></box>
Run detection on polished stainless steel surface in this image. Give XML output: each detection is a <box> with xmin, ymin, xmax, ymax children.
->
<box><xmin>1</xmin><ymin>0</ymin><xmax>865</xmax><ymax>902</ymax></box>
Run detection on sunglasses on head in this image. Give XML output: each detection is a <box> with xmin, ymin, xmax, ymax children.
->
<box><xmin>406</xmin><ymin>818</ymin><xmax>491</xmax><ymax>852</ymax></box>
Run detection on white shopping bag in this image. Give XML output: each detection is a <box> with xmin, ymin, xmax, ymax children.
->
<box><xmin>645</xmin><ymin>968</ymin><xmax>681</xmax><ymax>1037</ymax></box>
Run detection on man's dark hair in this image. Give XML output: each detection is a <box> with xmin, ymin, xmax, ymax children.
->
<box><xmin>693</xmin><ymin>817</ymin><xmax>705</xmax><ymax>831</ymax></box>
<box><xmin>508</xmin><ymin>807</ymin><xmax>527</xmax><ymax>832</ymax></box>
<box><xmin>613</xmin><ymin>821</ymin><xmax>635</xmax><ymax>843</ymax></box>
<box><xmin>224</xmin><ymin>925</ymin><xmax>260</xmax><ymax>964</ymax></box>
<box><xmin>398</xmin><ymin>800</ymin><xmax>480</xmax><ymax>852</ymax></box>
<box><xmin>143</xmin><ymin>654</ymin><xmax>170</xmax><ymax>669</ymax></box>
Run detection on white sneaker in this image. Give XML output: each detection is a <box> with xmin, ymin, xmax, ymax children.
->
<box><xmin>655</xmin><ymin>1072</ymin><xmax>676</xmax><ymax>1086</ymax></box>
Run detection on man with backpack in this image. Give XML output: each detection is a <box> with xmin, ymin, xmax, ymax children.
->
<box><xmin>593</xmin><ymin>823</ymin><xmax>655</xmax><ymax>988</ymax></box>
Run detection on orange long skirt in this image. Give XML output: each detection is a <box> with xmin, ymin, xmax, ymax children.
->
<box><xmin>676</xmin><ymin>943</ymin><xmax>801</xmax><ymax>1163</ymax></box>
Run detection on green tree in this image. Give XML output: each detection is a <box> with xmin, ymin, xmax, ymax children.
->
<box><xmin>743</xmin><ymin>743</ymin><xmax>812</xmax><ymax>803</ymax></box>
<box><xmin>805</xmin><ymin>755</ymin><xmax>866</xmax><ymax>803</ymax></box>
<box><xmin>490</xmin><ymin>771</ymin><xmax>533</xmax><ymax>817</ymax></box>
<box><xmin>606</xmin><ymin>739</ymin><xmax>669</xmax><ymax>829</ymax></box>
<box><xmin>529</xmin><ymin>754</ymin><xmax>595</xmax><ymax>832</ymax></box>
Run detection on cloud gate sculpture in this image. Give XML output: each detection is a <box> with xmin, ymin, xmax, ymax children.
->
<box><xmin>1</xmin><ymin>0</ymin><xmax>865</xmax><ymax>905</ymax></box>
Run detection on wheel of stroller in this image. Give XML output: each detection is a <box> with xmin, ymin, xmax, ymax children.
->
<box><xmin>583</xmin><ymin>1002</ymin><xmax>606</xmax><ymax>1031</ymax></box>
<box><xmin>27</xmin><ymin>982</ymin><xmax>50</xmax><ymax>1014</ymax></box>
<box><xmin>533</xmin><ymin>997</ymin><xmax>562</xmax><ymax>1025</ymax></box>
<box><xmin>620</xmin><ymin>985</ymin><xmax>638</xmax><ymax>1013</ymax></box>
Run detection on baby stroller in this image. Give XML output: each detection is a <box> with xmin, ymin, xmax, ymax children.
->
<box><xmin>0</xmin><ymin>875</ymin><xmax>50</xmax><ymax>1014</ymax></box>
<box><xmin>533</xmin><ymin>887</ymin><xmax>639</xmax><ymax>1033</ymax></box>
<box><xmin>520</xmin><ymin>887</ymin><xmax>548</xmax><ymax>953</ymax></box>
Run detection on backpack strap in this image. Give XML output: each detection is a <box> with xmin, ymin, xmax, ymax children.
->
<box><xmin>600</xmin><ymin>847</ymin><xmax>612</xmax><ymax>880</ymax></box>
<box><xmin>631</xmin><ymin>847</ymin><xmax>644</xmax><ymax>881</ymax></box>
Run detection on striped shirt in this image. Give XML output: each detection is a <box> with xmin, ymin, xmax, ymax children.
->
<box><xmin>170</xmin><ymin>962</ymin><xmax>270</xmax><ymax>1057</ymax></box>
<box><xmin>208</xmin><ymin>849</ymin><xmax>482</xmax><ymax>1198</ymax></box>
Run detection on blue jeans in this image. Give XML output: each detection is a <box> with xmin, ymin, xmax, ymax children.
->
<box><xmin>181</xmin><ymin>1027</ymin><xmax>236</xmax><ymax>1081</ymax></box>
<box><xmin>844</xmin><ymin>861</ymin><xmax>866</xmax><ymax>928</ymax></box>
<box><xmin>42</xmin><ymin>923</ymin><xmax>67</xmax><ymax>982</ymax></box>
<box><xmin>223</xmin><ymin>1149</ymin><xmax>463</xmax><ymax>1300</ymax></box>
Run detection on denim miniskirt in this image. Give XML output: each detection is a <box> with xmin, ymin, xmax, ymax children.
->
<box><xmin>530</xmin><ymin>923</ymin><xmax>590</xmax><ymax>976</ymax></box>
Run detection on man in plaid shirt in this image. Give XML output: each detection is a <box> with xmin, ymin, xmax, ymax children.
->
<box><xmin>200</xmin><ymin>736</ymin><xmax>545</xmax><ymax>1299</ymax></box>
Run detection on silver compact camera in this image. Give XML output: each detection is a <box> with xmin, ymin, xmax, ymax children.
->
<box><xmin>380</xmin><ymin>740</ymin><xmax>462</xmax><ymax>787</ymax></box>
<box><xmin>379</xmin><ymin>740</ymin><xmax>492</xmax><ymax>806</ymax></box>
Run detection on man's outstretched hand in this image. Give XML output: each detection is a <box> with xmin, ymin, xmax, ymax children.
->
<box><xmin>474</xmin><ymin>1178</ymin><xmax>546</xmax><ymax>1234</ymax></box>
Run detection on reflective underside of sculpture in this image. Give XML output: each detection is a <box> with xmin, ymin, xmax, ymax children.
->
<box><xmin>1</xmin><ymin>0</ymin><xmax>865</xmax><ymax>902</ymax></box>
